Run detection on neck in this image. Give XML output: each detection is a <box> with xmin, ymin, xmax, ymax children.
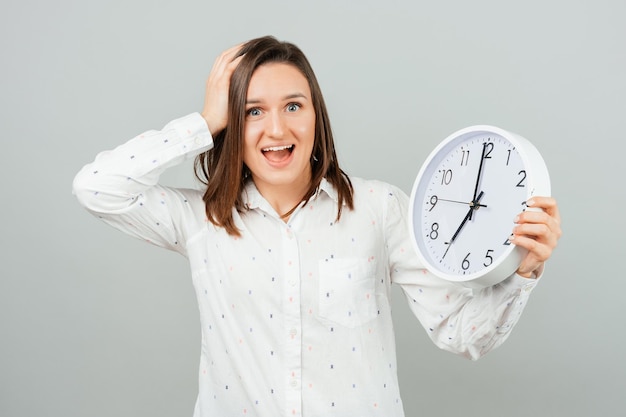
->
<box><xmin>266</xmin><ymin>183</ymin><xmax>310</xmax><ymax>220</ymax></box>
<box><xmin>252</xmin><ymin>174</ymin><xmax>312</xmax><ymax>222</ymax></box>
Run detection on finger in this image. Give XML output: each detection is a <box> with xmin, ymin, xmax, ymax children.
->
<box><xmin>511</xmin><ymin>222</ymin><xmax>558</xmax><ymax>270</ymax></box>
<box><xmin>205</xmin><ymin>54</ymin><xmax>244</xmax><ymax>100</ymax></box>
<box><xmin>210</xmin><ymin>43</ymin><xmax>245</xmax><ymax>75</ymax></box>
<box><xmin>516</xmin><ymin>204</ymin><xmax>562</xmax><ymax>241</ymax></box>
<box><xmin>224</xmin><ymin>53</ymin><xmax>245</xmax><ymax>75</ymax></box>
<box><xmin>214</xmin><ymin>43</ymin><xmax>244</xmax><ymax>65</ymax></box>
<box><xmin>513</xmin><ymin>222</ymin><xmax>550</xmax><ymax>238</ymax></box>
<box><xmin>511</xmin><ymin>234</ymin><xmax>552</xmax><ymax>262</ymax></box>
<box><xmin>516</xmin><ymin>209</ymin><xmax>550</xmax><ymax>225</ymax></box>
<box><xmin>515</xmin><ymin>210</ymin><xmax>558</xmax><ymax>235</ymax></box>
<box><xmin>527</xmin><ymin>196</ymin><xmax>561</xmax><ymax>223</ymax></box>
<box><xmin>512</xmin><ymin>223</ymin><xmax>557</xmax><ymax>248</ymax></box>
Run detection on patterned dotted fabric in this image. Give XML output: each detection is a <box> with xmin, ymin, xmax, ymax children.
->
<box><xmin>73</xmin><ymin>113</ymin><xmax>538</xmax><ymax>417</ymax></box>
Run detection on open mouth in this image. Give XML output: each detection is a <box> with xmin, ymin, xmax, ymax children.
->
<box><xmin>261</xmin><ymin>144</ymin><xmax>295</xmax><ymax>163</ymax></box>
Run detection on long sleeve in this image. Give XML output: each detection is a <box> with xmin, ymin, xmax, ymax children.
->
<box><xmin>72</xmin><ymin>113</ymin><xmax>213</xmax><ymax>255</ymax></box>
<box><xmin>385</xmin><ymin>184</ymin><xmax>539</xmax><ymax>360</ymax></box>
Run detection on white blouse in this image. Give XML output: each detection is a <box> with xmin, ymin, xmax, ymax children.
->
<box><xmin>73</xmin><ymin>113</ymin><xmax>539</xmax><ymax>417</ymax></box>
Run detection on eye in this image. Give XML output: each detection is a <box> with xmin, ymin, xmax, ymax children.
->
<box><xmin>247</xmin><ymin>107</ymin><xmax>261</xmax><ymax>117</ymax></box>
<box><xmin>286</xmin><ymin>103</ymin><xmax>301</xmax><ymax>112</ymax></box>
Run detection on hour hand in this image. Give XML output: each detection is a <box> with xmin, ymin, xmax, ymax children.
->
<box><xmin>441</xmin><ymin>191</ymin><xmax>485</xmax><ymax>260</ymax></box>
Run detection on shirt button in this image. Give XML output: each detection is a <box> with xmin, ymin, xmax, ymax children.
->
<box><xmin>194</xmin><ymin>136</ymin><xmax>202</xmax><ymax>145</ymax></box>
<box><xmin>289</xmin><ymin>328</ymin><xmax>298</xmax><ymax>337</ymax></box>
<box><xmin>290</xmin><ymin>379</ymin><xmax>298</xmax><ymax>388</ymax></box>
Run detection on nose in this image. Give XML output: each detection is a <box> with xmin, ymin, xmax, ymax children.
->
<box><xmin>265</xmin><ymin>111</ymin><xmax>285</xmax><ymax>139</ymax></box>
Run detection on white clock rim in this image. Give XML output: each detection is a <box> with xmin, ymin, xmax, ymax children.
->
<box><xmin>408</xmin><ymin>125</ymin><xmax>551</xmax><ymax>288</ymax></box>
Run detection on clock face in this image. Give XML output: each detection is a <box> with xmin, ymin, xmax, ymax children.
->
<box><xmin>409</xmin><ymin>126</ymin><xmax>549</xmax><ymax>287</ymax></box>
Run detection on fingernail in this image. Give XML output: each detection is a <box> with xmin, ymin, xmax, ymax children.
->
<box><xmin>514</xmin><ymin>215</ymin><xmax>520</xmax><ymax>223</ymax></box>
<box><xmin>527</xmin><ymin>199</ymin><xmax>535</xmax><ymax>207</ymax></box>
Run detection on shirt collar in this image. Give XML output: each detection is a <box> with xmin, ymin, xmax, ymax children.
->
<box><xmin>242</xmin><ymin>180</ymin><xmax>264</xmax><ymax>210</ymax></box>
<box><xmin>242</xmin><ymin>178</ymin><xmax>339</xmax><ymax>210</ymax></box>
<box><xmin>316</xmin><ymin>178</ymin><xmax>339</xmax><ymax>203</ymax></box>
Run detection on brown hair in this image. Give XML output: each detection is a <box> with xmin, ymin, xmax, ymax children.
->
<box><xmin>195</xmin><ymin>36</ymin><xmax>353</xmax><ymax>236</ymax></box>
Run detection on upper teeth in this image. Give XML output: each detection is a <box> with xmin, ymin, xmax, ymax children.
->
<box><xmin>263</xmin><ymin>145</ymin><xmax>293</xmax><ymax>152</ymax></box>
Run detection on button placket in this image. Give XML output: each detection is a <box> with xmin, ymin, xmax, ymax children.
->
<box><xmin>282</xmin><ymin>224</ymin><xmax>302</xmax><ymax>416</ymax></box>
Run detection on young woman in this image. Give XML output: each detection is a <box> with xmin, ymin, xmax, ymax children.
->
<box><xmin>73</xmin><ymin>36</ymin><xmax>561</xmax><ymax>417</ymax></box>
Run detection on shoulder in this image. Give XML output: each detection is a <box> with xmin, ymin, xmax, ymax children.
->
<box><xmin>157</xmin><ymin>186</ymin><xmax>207</xmax><ymax>224</ymax></box>
<box><xmin>344</xmin><ymin>177</ymin><xmax>410</xmax><ymax>230</ymax></box>
<box><xmin>176</xmin><ymin>187</ymin><xmax>206</xmax><ymax>214</ymax></box>
<box><xmin>349</xmin><ymin>176</ymin><xmax>409</xmax><ymax>205</ymax></box>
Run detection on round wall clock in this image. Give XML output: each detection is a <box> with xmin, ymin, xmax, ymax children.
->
<box><xmin>408</xmin><ymin>125</ymin><xmax>551</xmax><ymax>288</ymax></box>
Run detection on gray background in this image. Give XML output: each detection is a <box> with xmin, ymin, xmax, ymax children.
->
<box><xmin>1</xmin><ymin>0</ymin><xmax>624</xmax><ymax>416</ymax></box>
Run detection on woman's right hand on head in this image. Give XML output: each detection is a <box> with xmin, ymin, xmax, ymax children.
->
<box><xmin>201</xmin><ymin>44</ymin><xmax>244</xmax><ymax>136</ymax></box>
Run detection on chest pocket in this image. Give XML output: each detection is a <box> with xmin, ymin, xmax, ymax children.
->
<box><xmin>318</xmin><ymin>258</ymin><xmax>378</xmax><ymax>328</ymax></box>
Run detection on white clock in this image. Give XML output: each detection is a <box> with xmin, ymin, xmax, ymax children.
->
<box><xmin>408</xmin><ymin>125</ymin><xmax>551</xmax><ymax>288</ymax></box>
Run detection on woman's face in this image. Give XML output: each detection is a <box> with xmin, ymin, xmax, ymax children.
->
<box><xmin>243</xmin><ymin>62</ymin><xmax>316</xmax><ymax>196</ymax></box>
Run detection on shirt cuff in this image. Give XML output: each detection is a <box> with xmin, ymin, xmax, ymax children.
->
<box><xmin>165</xmin><ymin>112</ymin><xmax>213</xmax><ymax>156</ymax></box>
<box><xmin>498</xmin><ymin>272</ymin><xmax>540</xmax><ymax>296</ymax></box>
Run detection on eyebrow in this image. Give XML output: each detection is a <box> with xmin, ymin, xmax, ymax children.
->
<box><xmin>245</xmin><ymin>93</ymin><xmax>309</xmax><ymax>105</ymax></box>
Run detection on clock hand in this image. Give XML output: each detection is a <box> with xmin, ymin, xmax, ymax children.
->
<box><xmin>470</xmin><ymin>143</ymin><xmax>489</xmax><ymax>220</ymax></box>
<box><xmin>473</xmin><ymin>143</ymin><xmax>488</xmax><ymax>200</ymax></box>
<box><xmin>438</xmin><ymin>197</ymin><xmax>487</xmax><ymax>208</ymax></box>
<box><xmin>442</xmin><ymin>191</ymin><xmax>485</xmax><ymax>260</ymax></box>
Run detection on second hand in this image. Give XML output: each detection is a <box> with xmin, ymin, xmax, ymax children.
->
<box><xmin>438</xmin><ymin>197</ymin><xmax>487</xmax><ymax>208</ymax></box>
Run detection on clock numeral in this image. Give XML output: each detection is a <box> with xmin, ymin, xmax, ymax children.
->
<box><xmin>483</xmin><ymin>142</ymin><xmax>494</xmax><ymax>159</ymax></box>
<box><xmin>460</xmin><ymin>149</ymin><xmax>470</xmax><ymax>166</ymax></box>
<box><xmin>442</xmin><ymin>242</ymin><xmax>451</xmax><ymax>260</ymax></box>
<box><xmin>483</xmin><ymin>249</ymin><xmax>494</xmax><ymax>267</ymax></box>
<box><xmin>503</xmin><ymin>236</ymin><xmax>512</xmax><ymax>246</ymax></box>
<box><xmin>516</xmin><ymin>170</ymin><xmax>527</xmax><ymax>187</ymax></box>
<box><xmin>439</xmin><ymin>169</ymin><xmax>453</xmax><ymax>185</ymax></box>
<box><xmin>428</xmin><ymin>195</ymin><xmax>438</xmax><ymax>211</ymax></box>
<box><xmin>429</xmin><ymin>222</ymin><xmax>439</xmax><ymax>240</ymax></box>
<box><xmin>462</xmin><ymin>253</ymin><xmax>471</xmax><ymax>271</ymax></box>
<box><xmin>506</xmin><ymin>149</ymin><xmax>513</xmax><ymax>166</ymax></box>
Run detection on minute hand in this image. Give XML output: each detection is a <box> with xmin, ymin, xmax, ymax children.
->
<box><xmin>470</xmin><ymin>143</ymin><xmax>489</xmax><ymax>219</ymax></box>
